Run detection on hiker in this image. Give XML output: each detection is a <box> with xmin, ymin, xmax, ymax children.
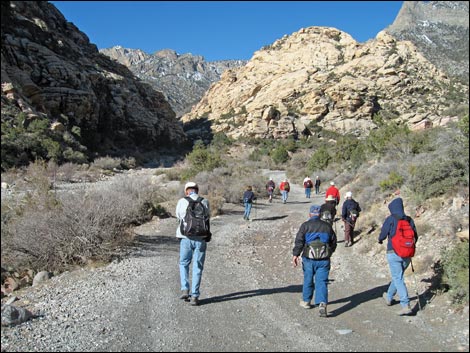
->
<box><xmin>242</xmin><ymin>185</ymin><xmax>256</xmax><ymax>220</ymax></box>
<box><xmin>325</xmin><ymin>181</ymin><xmax>340</xmax><ymax>206</ymax></box>
<box><xmin>292</xmin><ymin>205</ymin><xmax>337</xmax><ymax>317</ymax></box>
<box><xmin>303</xmin><ymin>176</ymin><xmax>313</xmax><ymax>198</ymax></box>
<box><xmin>378</xmin><ymin>197</ymin><xmax>418</xmax><ymax>316</ymax></box>
<box><xmin>279</xmin><ymin>179</ymin><xmax>290</xmax><ymax>204</ymax></box>
<box><xmin>341</xmin><ymin>191</ymin><xmax>361</xmax><ymax>247</ymax></box>
<box><xmin>176</xmin><ymin>182</ymin><xmax>211</xmax><ymax>306</ymax></box>
<box><xmin>315</xmin><ymin>176</ymin><xmax>321</xmax><ymax>194</ymax></box>
<box><xmin>320</xmin><ymin>195</ymin><xmax>337</xmax><ymax>225</ymax></box>
<box><xmin>266</xmin><ymin>178</ymin><xmax>276</xmax><ymax>203</ymax></box>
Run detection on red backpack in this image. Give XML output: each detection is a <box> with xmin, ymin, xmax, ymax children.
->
<box><xmin>391</xmin><ymin>216</ymin><xmax>416</xmax><ymax>258</ymax></box>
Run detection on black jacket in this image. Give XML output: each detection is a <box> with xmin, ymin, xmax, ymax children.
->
<box><xmin>320</xmin><ymin>201</ymin><xmax>337</xmax><ymax>220</ymax></box>
<box><xmin>293</xmin><ymin>216</ymin><xmax>337</xmax><ymax>258</ymax></box>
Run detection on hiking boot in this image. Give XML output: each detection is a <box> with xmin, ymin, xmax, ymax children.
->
<box><xmin>348</xmin><ymin>241</ymin><xmax>353</xmax><ymax>247</ymax></box>
<box><xmin>299</xmin><ymin>300</ymin><xmax>311</xmax><ymax>309</ymax></box>
<box><xmin>179</xmin><ymin>289</ymin><xmax>190</xmax><ymax>300</ymax></box>
<box><xmin>190</xmin><ymin>296</ymin><xmax>199</xmax><ymax>306</ymax></box>
<box><xmin>344</xmin><ymin>242</ymin><xmax>350</xmax><ymax>247</ymax></box>
<box><xmin>383</xmin><ymin>292</ymin><xmax>392</xmax><ymax>306</ymax></box>
<box><xmin>397</xmin><ymin>304</ymin><xmax>412</xmax><ymax>316</ymax></box>
<box><xmin>319</xmin><ymin>302</ymin><xmax>328</xmax><ymax>317</ymax></box>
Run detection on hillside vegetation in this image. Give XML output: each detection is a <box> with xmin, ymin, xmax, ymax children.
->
<box><xmin>1</xmin><ymin>114</ymin><xmax>468</xmax><ymax>305</ymax></box>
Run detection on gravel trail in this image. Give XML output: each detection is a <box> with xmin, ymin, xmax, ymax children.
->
<box><xmin>1</xmin><ymin>172</ymin><xmax>467</xmax><ymax>352</ymax></box>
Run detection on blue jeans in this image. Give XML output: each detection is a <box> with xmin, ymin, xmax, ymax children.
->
<box><xmin>301</xmin><ymin>257</ymin><xmax>330</xmax><ymax>304</ymax></box>
<box><xmin>179</xmin><ymin>238</ymin><xmax>207</xmax><ymax>298</ymax></box>
<box><xmin>281</xmin><ymin>191</ymin><xmax>289</xmax><ymax>203</ymax></box>
<box><xmin>305</xmin><ymin>188</ymin><xmax>311</xmax><ymax>198</ymax></box>
<box><xmin>386</xmin><ymin>252</ymin><xmax>411</xmax><ymax>307</ymax></box>
<box><xmin>244</xmin><ymin>202</ymin><xmax>252</xmax><ymax>219</ymax></box>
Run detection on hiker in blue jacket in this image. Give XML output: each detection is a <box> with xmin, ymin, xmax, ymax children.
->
<box><xmin>242</xmin><ymin>185</ymin><xmax>256</xmax><ymax>220</ymax></box>
<box><xmin>378</xmin><ymin>197</ymin><xmax>418</xmax><ymax>316</ymax></box>
<box><xmin>292</xmin><ymin>205</ymin><xmax>337</xmax><ymax>317</ymax></box>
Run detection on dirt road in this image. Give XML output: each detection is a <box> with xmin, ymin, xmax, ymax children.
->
<box><xmin>2</xmin><ymin>172</ymin><xmax>465</xmax><ymax>352</ymax></box>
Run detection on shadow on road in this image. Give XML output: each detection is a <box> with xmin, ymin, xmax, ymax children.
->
<box><xmin>327</xmin><ymin>284</ymin><xmax>389</xmax><ymax>317</ymax></box>
<box><xmin>252</xmin><ymin>215</ymin><xmax>288</xmax><ymax>221</ymax></box>
<box><xmin>200</xmin><ymin>284</ymin><xmax>302</xmax><ymax>305</ymax></box>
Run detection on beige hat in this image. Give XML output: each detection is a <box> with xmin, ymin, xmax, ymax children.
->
<box><xmin>326</xmin><ymin>195</ymin><xmax>336</xmax><ymax>201</ymax></box>
<box><xmin>184</xmin><ymin>181</ymin><xmax>198</xmax><ymax>191</ymax></box>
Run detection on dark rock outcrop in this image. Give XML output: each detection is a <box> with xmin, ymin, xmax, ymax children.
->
<box><xmin>1</xmin><ymin>1</ymin><xmax>187</xmax><ymax>162</ymax></box>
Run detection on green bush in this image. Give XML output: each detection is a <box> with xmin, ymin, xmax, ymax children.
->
<box><xmin>379</xmin><ymin>171</ymin><xmax>404</xmax><ymax>192</ymax></box>
<box><xmin>307</xmin><ymin>146</ymin><xmax>331</xmax><ymax>172</ymax></box>
<box><xmin>183</xmin><ymin>141</ymin><xmax>225</xmax><ymax>179</ymax></box>
<box><xmin>410</xmin><ymin>158</ymin><xmax>467</xmax><ymax>199</ymax></box>
<box><xmin>441</xmin><ymin>242</ymin><xmax>469</xmax><ymax>304</ymax></box>
<box><xmin>271</xmin><ymin>145</ymin><xmax>289</xmax><ymax>165</ymax></box>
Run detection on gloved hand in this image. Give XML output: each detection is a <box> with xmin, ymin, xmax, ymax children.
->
<box><xmin>378</xmin><ymin>240</ymin><xmax>383</xmax><ymax>244</ymax></box>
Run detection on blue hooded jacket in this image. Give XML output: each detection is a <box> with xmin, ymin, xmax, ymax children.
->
<box><xmin>378</xmin><ymin>198</ymin><xmax>418</xmax><ymax>252</ymax></box>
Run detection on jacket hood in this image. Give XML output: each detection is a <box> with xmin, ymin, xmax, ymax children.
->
<box><xmin>388</xmin><ymin>198</ymin><xmax>405</xmax><ymax>218</ymax></box>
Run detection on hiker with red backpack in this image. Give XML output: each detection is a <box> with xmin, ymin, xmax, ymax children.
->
<box><xmin>378</xmin><ymin>197</ymin><xmax>418</xmax><ymax>316</ymax></box>
<box><xmin>266</xmin><ymin>178</ymin><xmax>275</xmax><ymax>203</ymax></box>
<box><xmin>279</xmin><ymin>179</ymin><xmax>290</xmax><ymax>204</ymax></box>
<box><xmin>303</xmin><ymin>176</ymin><xmax>313</xmax><ymax>198</ymax></box>
<box><xmin>341</xmin><ymin>191</ymin><xmax>361</xmax><ymax>247</ymax></box>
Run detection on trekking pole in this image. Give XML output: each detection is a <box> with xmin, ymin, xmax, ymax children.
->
<box><xmin>410</xmin><ymin>259</ymin><xmax>422</xmax><ymax>311</ymax></box>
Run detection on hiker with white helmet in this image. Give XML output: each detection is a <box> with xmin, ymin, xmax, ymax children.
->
<box><xmin>325</xmin><ymin>181</ymin><xmax>340</xmax><ymax>206</ymax></box>
<box><xmin>176</xmin><ymin>182</ymin><xmax>211</xmax><ymax>306</ymax></box>
<box><xmin>341</xmin><ymin>191</ymin><xmax>361</xmax><ymax>247</ymax></box>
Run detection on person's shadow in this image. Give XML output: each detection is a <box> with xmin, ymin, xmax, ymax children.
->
<box><xmin>327</xmin><ymin>284</ymin><xmax>389</xmax><ymax>317</ymax></box>
<box><xmin>199</xmin><ymin>285</ymin><xmax>302</xmax><ymax>305</ymax></box>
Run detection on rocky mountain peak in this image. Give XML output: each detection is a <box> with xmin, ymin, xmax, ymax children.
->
<box><xmin>386</xmin><ymin>1</ymin><xmax>469</xmax><ymax>83</ymax></box>
<box><xmin>181</xmin><ymin>25</ymin><xmax>468</xmax><ymax>141</ymax></box>
<box><xmin>101</xmin><ymin>46</ymin><xmax>247</xmax><ymax>117</ymax></box>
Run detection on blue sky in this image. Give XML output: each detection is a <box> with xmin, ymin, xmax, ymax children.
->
<box><xmin>51</xmin><ymin>1</ymin><xmax>403</xmax><ymax>62</ymax></box>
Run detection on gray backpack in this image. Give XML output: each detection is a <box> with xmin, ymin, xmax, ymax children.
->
<box><xmin>181</xmin><ymin>197</ymin><xmax>211</xmax><ymax>237</ymax></box>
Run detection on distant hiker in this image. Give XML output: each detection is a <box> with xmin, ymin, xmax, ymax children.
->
<box><xmin>242</xmin><ymin>185</ymin><xmax>256</xmax><ymax>221</ymax></box>
<box><xmin>292</xmin><ymin>205</ymin><xmax>337</xmax><ymax>317</ymax></box>
<box><xmin>315</xmin><ymin>176</ymin><xmax>321</xmax><ymax>195</ymax></box>
<box><xmin>320</xmin><ymin>195</ymin><xmax>337</xmax><ymax>225</ymax></box>
<box><xmin>378</xmin><ymin>197</ymin><xmax>418</xmax><ymax>316</ymax></box>
<box><xmin>279</xmin><ymin>179</ymin><xmax>290</xmax><ymax>204</ymax></box>
<box><xmin>176</xmin><ymin>182</ymin><xmax>211</xmax><ymax>306</ymax></box>
<box><xmin>303</xmin><ymin>176</ymin><xmax>313</xmax><ymax>198</ymax></box>
<box><xmin>325</xmin><ymin>181</ymin><xmax>340</xmax><ymax>206</ymax></box>
<box><xmin>266</xmin><ymin>178</ymin><xmax>276</xmax><ymax>203</ymax></box>
<box><xmin>341</xmin><ymin>191</ymin><xmax>361</xmax><ymax>247</ymax></box>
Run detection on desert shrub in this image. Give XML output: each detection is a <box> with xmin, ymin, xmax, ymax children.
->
<box><xmin>271</xmin><ymin>145</ymin><xmax>289</xmax><ymax>165</ymax></box>
<box><xmin>91</xmin><ymin>156</ymin><xmax>122</xmax><ymax>171</ymax></box>
<box><xmin>379</xmin><ymin>171</ymin><xmax>404</xmax><ymax>192</ymax></box>
<box><xmin>1</xmin><ymin>174</ymin><xmax>163</xmax><ymax>272</ymax></box>
<box><xmin>440</xmin><ymin>241</ymin><xmax>469</xmax><ymax>304</ymax></box>
<box><xmin>410</xmin><ymin>158</ymin><xmax>467</xmax><ymax>200</ymax></box>
<box><xmin>182</xmin><ymin>141</ymin><xmax>225</xmax><ymax>179</ymax></box>
<box><xmin>307</xmin><ymin>146</ymin><xmax>331</xmax><ymax>172</ymax></box>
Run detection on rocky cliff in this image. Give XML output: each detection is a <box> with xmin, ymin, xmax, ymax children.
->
<box><xmin>181</xmin><ymin>26</ymin><xmax>468</xmax><ymax>140</ymax></box>
<box><xmin>100</xmin><ymin>46</ymin><xmax>246</xmax><ymax>117</ymax></box>
<box><xmin>1</xmin><ymin>1</ymin><xmax>187</xmax><ymax>163</ymax></box>
<box><xmin>386</xmin><ymin>1</ymin><xmax>469</xmax><ymax>84</ymax></box>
